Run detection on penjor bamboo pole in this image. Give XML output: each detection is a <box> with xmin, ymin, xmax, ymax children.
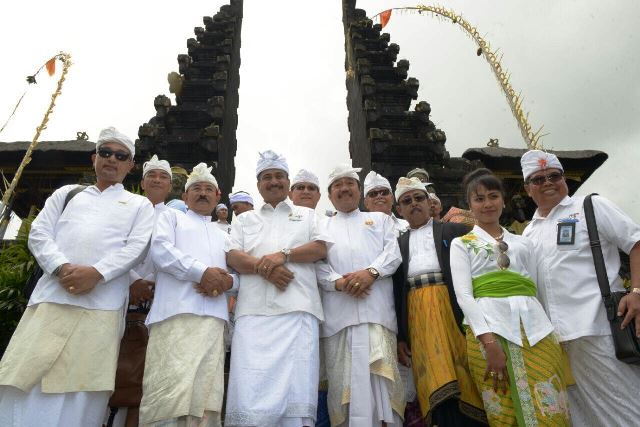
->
<box><xmin>372</xmin><ymin>6</ymin><xmax>544</xmax><ymax>150</ymax></box>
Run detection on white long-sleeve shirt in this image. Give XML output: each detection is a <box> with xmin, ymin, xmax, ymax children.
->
<box><xmin>450</xmin><ymin>225</ymin><xmax>554</xmax><ymax>346</ymax></box>
<box><xmin>406</xmin><ymin>219</ymin><xmax>440</xmax><ymax>277</ymax></box>
<box><xmin>230</xmin><ymin>198</ymin><xmax>330</xmax><ymax>320</ymax></box>
<box><xmin>523</xmin><ymin>195</ymin><xmax>640</xmax><ymax>341</ymax></box>
<box><xmin>147</xmin><ymin>209</ymin><xmax>237</xmax><ymax>325</ymax></box>
<box><xmin>129</xmin><ymin>202</ymin><xmax>167</xmax><ymax>284</ymax></box>
<box><xmin>28</xmin><ymin>184</ymin><xmax>154</xmax><ymax>310</ymax></box>
<box><xmin>316</xmin><ymin>209</ymin><xmax>402</xmax><ymax>338</ymax></box>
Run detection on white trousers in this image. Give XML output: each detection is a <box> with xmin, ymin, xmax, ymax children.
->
<box><xmin>0</xmin><ymin>383</ymin><xmax>110</xmax><ymax>427</ymax></box>
<box><xmin>563</xmin><ymin>335</ymin><xmax>640</xmax><ymax>427</ymax></box>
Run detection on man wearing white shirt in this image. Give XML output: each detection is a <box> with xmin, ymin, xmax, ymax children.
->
<box><xmin>225</xmin><ymin>150</ymin><xmax>330</xmax><ymax>427</ymax></box>
<box><xmin>316</xmin><ymin>164</ymin><xmax>404</xmax><ymax>427</ymax></box>
<box><xmin>521</xmin><ymin>150</ymin><xmax>640</xmax><ymax>426</ymax></box>
<box><xmin>289</xmin><ymin>168</ymin><xmax>330</xmax><ymax>427</ymax></box>
<box><xmin>128</xmin><ymin>155</ymin><xmax>173</xmax><ymax>307</ymax></box>
<box><xmin>0</xmin><ymin>127</ymin><xmax>154</xmax><ymax>427</ymax></box>
<box><xmin>109</xmin><ymin>154</ymin><xmax>172</xmax><ymax>426</ymax></box>
<box><xmin>214</xmin><ymin>203</ymin><xmax>231</xmax><ymax>234</ymax></box>
<box><xmin>229</xmin><ymin>191</ymin><xmax>254</xmax><ymax>216</ymax></box>
<box><xmin>139</xmin><ymin>163</ymin><xmax>235</xmax><ymax>426</ymax></box>
<box><xmin>363</xmin><ymin>170</ymin><xmax>408</xmax><ymax>237</ymax></box>
<box><xmin>290</xmin><ymin>169</ymin><xmax>321</xmax><ymax>210</ymax></box>
<box><xmin>392</xmin><ymin>178</ymin><xmax>484</xmax><ymax>426</ymax></box>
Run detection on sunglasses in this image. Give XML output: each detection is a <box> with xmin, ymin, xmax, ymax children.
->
<box><xmin>398</xmin><ymin>193</ymin><xmax>428</xmax><ymax>206</ymax></box>
<box><xmin>527</xmin><ymin>171</ymin><xmax>564</xmax><ymax>186</ymax></box>
<box><xmin>292</xmin><ymin>184</ymin><xmax>319</xmax><ymax>192</ymax></box>
<box><xmin>97</xmin><ymin>148</ymin><xmax>131</xmax><ymax>162</ymax></box>
<box><xmin>366</xmin><ymin>188</ymin><xmax>391</xmax><ymax>198</ymax></box>
<box><xmin>496</xmin><ymin>240</ymin><xmax>510</xmax><ymax>270</ymax></box>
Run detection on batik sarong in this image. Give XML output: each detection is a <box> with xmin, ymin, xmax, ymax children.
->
<box><xmin>466</xmin><ymin>328</ymin><xmax>570</xmax><ymax>427</ymax></box>
<box><xmin>408</xmin><ymin>284</ymin><xmax>486</xmax><ymax>425</ymax></box>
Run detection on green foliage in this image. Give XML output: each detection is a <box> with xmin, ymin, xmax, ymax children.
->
<box><xmin>0</xmin><ymin>214</ymin><xmax>35</xmax><ymax>355</ymax></box>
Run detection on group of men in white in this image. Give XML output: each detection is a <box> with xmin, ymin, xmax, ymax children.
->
<box><xmin>0</xmin><ymin>125</ymin><xmax>638</xmax><ymax>427</ymax></box>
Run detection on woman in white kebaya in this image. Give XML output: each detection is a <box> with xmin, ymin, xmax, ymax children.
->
<box><xmin>450</xmin><ymin>168</ymin><xmax>570</xmax><ymax>426</ymax></box>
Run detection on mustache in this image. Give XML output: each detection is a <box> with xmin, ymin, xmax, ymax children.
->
<box><xmin>197</xmin><ymin>195</ymin><xmax>208</xmax><ymax>201</ymax></box>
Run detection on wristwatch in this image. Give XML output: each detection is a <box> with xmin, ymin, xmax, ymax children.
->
<box><xmin>631</xmin><ymin>288</ymin><xmax>640</xmax><ymax>296</ymax></box>
<box><xmin>366</xmin><ymin>267</ymin><xmax>380</xmax><ymax>279</ymax></box>
<box><xmin>280</xmin><ymin>248</ymin><xmax>291</xmax><ymax>263</ymax></box>
<box><xmin>52</xmin><ymin>264</ymin><xmax>63</xmax><ymax>277</ymax></box>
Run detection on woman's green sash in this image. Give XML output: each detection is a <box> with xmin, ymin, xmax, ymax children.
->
<box><xmin>472</xmin><ymin>270</ymin><xmax>536</xmax><ymax>298</ymax></box>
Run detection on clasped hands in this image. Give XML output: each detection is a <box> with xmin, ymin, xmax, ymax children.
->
<box><xmin>57</xmin><ymin>263</ymin><xmax>103</xmax><ymax>295</ymax></box>
<box><xmin>194</xmin><ymin>267</ymin><xmax>233</xmax><ymax>297</ymax></box>
<box><xmin>255</xmin><ymin>252</ymin><xmax>294</xmax><ymax>291</ymax></box>
<box><xmin>335</xmin><ymin>270</ymin><xmax>375</xmax><ymax>298</ymax></box>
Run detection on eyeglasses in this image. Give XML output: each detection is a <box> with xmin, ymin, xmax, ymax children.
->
<box><xmin>366</xmin><ymin>189</ymin><xmax>391</xmax><ymax>198</ymax></box>
<box><xmin>496</xmin><ymin>240</ymin><xmax>510</xmax><ymax>270</ymax></box>
<box><xmin>292</xmin><ymin>184</ymin><xmax>319</xmax><ymax>192</ymax></box>
<box><xmin>526</xmin><ymin>171</ymin><xmax>564</xmax><ymax>186</ymax></box>
<box><xmin>398</xmin><ymin>193</ymin><xmax>428</xmax><ymax>206</ymax></box>
<box><xmin>97</xmin><ymin>148</ymin><xmax>131</xmax><ymax>162</ymax></box>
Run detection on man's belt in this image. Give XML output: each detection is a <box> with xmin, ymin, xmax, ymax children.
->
<box><xmin>407</xmin><ymin>272</ymin><xmax>444</xmax><ymax>289</ymax></box>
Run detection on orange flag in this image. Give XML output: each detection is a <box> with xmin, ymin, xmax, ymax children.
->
<box><xmin>380</xmin><ymin>9</ymin><xmax>392</xmax><ymax>28</ymax></box>
<box><xmin>45</xmin><ymin>57</ymin><xmax>56</xmax><ymax>76</ymax></box>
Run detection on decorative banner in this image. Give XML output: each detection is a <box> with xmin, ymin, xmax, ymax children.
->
<box><xmin>45</xmin><ymin>57</ymin><xmax>57</xmax><ymax>76</ymax></box>
<box><xmin>380</xmin><ymin>9</ymin><xmax>392</xmax><ymax>28</ymax></box>
<box><xmin>370</xmin><ymin>5</ymin><xmax>544</xmax><ymax>149</ymax></box>
<box><xmin>0</xmin><ymin>53</ymin><xmax>65</xmax><ymax>135</ymax></box>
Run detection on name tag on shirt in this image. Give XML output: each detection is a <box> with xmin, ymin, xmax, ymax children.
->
<box><xmin>288</xmin><ymin>213</ymin><xmax>303</xmax><ymax>221</ymax></box>
<box><xmin>557</xmin><ymin>221</ymin><xmax>576</xmax><ymax>245</ymax></box>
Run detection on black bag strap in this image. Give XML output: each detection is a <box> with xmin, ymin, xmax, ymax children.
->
<box><xmin>583</xmin><ymin>193</ymin><xmax>610</xmax><ymax>298</ymax></box>
<box><xmin>62</xmin><ymin>185</ymin><xmax>87</xmax><ymax>212</ymax></box>
<box><xmin>583</xmin><ymin>193</ymin><xmax>618</xmax><ymax>320</ymax></box>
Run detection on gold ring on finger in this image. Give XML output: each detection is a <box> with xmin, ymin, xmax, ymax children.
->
<box><xmin>354</xmin><ymin>282</ymin><xmax>360</xmax><ymax>288</ymax></box>
<box><xmin>212</xmin><ymin>290</ymin><xmax>219</xmax><ymax>297</ymax></box>
<box><xmin>68</xmin><ymin>286</ymin><xmax>75</xmax><ymax>292</ymax></box>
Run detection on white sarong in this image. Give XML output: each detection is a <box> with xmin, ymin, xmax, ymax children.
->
<box><xmin>225</xmin><ymin>312</ymin><xmax>320</xmax><ymax>427</ymax></box>
<box><xmin>139</xmin><ymin>314</ymin><xmax>225</xmax><ymax>426</ymax></box>
<box><xmin>0</xmin><ymin>383</ymin><xmax>109</xmax><ymax>427</ymax></box>
<box><xmin>322</xmin><ymin>324</ymin><xmax>404</xmax><ymax>427</ymax></box>
<box><xmin>563</xmin><ymin>335</ymin><xmax>640</xmax><ymax>427</ymax></box>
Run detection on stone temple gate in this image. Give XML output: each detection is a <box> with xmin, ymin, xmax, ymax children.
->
<box><xmin>0</xmin><ymin>0</ymin><xmax>607</xmax><ymax>224</ymax></box>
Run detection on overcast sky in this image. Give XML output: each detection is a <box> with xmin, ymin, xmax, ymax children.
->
<box><xmin>1</xmin><ymin>0</ymin><xmax>638</xmax><ymax>221</ymax></box>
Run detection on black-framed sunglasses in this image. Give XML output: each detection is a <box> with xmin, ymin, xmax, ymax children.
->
<box><xmin>526</xmin><ymin>171</ymin><xmax>564</xmax><ymax>186</ymax></box>
<box><xmin>398</xmin><ymin>193</ymin><xmax>428</xmax><ymax>206</ymax></box>
<box><xmin>367</xmin><ymin>188</ymin><xmax>391</xmax><ymax>198</ymax></box>
<box><xmin>97</xmin><ymin>148</ymin><xmax>131</xmax><ymax>162</ymax></box>
<box><xmin>292</xmin><ymin>184</ymin><xmax>319</xmax><ymax>192</ymax></box>
<box><xmin>496</xmin><ymin>241</ymin><xmax>510</xmax><ymax>270</ymax></box>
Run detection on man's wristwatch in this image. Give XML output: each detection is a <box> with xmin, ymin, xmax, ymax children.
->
<box><xmin>366</xmin><ymin>267</ymin><xmax>380</xmax><ymax>279</ymax></box>
<box><xmin>280</xmin><ymin>248</ymin><xmax>291</xmax><ymax>263</ymax></box>
<box><xmin>52</xmin><ymin>265</ymin><xmax>63</xmax><ymax>277</ymax></box>
<box><xmin>631</xmin><ymin>288</ymin><xmax>640</xmax><ymax>296</ymax></box>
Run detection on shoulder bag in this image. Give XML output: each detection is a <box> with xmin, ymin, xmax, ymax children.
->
<box><xmin>584</xmin><ymin>193</ymin><xmax>640</xmax><ymax>364</ymax></box>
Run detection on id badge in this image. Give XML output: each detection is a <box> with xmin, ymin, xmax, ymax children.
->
<box><xmin>557</xmin><ymin>222</ymin><xmax>576</xmax><ymax>245</ymax></box>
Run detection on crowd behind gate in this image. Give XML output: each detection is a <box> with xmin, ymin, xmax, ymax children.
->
<box><xmin>0</xmin><ymin>126</ymin><xmax>639</xmax><ymax>427</ymax></box>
